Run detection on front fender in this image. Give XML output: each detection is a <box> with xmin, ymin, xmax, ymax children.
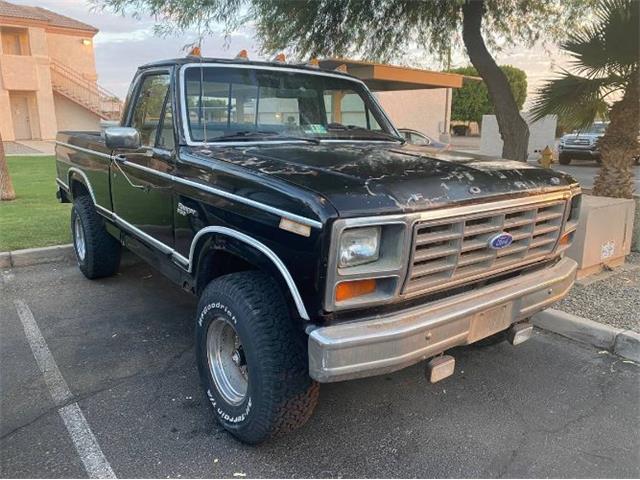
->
<box><xmin>191</xmin><ymin>227</ymin><xmax>311</xmax><ymax>321</ymax></box>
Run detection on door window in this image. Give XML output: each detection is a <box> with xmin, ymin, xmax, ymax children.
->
<box><xmin>323</xmin><ymin>91</ymin><xmax>381</xmax><ymax>130</ymax></box>
<box><xmin>411</xmin><ymin>133</ymin><xmax>431</xmax><ymax>145</ymax></box>
<box><xmin>157</xmin><ymin>93</ymin><xmax>175</xmax><ymax>150</ymax></box>
<box><xmin>130</xmin><ymin>73</ymin><xmax>170</xmax><ymax>147</ymax></box>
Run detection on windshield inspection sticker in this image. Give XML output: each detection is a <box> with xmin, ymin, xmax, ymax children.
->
<box><xmin>304</xmin><ymin>124</ymin><xmax>327</xmax><ymax>134</ymax></box>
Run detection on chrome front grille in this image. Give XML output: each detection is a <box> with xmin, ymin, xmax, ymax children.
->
<box><xmin>404</xmin><ymin>199</ymin><xmax>567</xmax><ymax>296</ymax></box>
<box><xmin>565</xmin><ymin>138</ymin><xmax>590</xmax><ymax>146</ymax></box>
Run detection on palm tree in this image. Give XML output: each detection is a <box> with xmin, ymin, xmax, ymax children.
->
<box><xmin>0</xmin><ymin>131</ymin><xmax>16</xmax><ymax>201</ymax></box>
<box><xmin>531</xmin><ymin>0</ymin><xmax>639</xmax><ymax>198</ymax></box>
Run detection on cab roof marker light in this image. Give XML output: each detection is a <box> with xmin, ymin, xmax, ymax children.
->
<box><xmin>307</xmin><ymin>58</ymin><xmax>320</xmax><ymax>68</ymax></box>
<box><xmin>334</xmin><ymin>64</ymin><xmax>348</xmax><ymax>73</ymax></box>
<box><xmin>235</xmin><ymin>49</ymin><xmax>249</xmax><ymax>61</ymax></box>
<box><xmin>187</xmin><ymin>46</ymin><xmax>201</xmax><ymax>57</ymax></box>
<box><xmin>273</xmin><ymin>53</ymin><xmax>286</xmax><ymax>63</ymax></box>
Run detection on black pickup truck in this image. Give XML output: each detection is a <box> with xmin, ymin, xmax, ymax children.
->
<box><xmin>55</xmin><ymin>56</ymin><xmax>581</xmax><ymax>444</ymax></box>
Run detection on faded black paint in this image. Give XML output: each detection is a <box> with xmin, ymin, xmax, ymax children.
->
<box><xmin>187</xmin><ymin>143</ymin><xmax>576</xmax><ymax>218</ymax></box>
<box><xmin>55</xmin><ymin>58</ymin><xmax>578</xmax><ymax>323</ymax></box>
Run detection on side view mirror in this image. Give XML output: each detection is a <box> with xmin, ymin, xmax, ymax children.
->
<box><xmin>105</xmin><ymin>127</ymin><xmax>141</xmax><ymax>150</ymax></box>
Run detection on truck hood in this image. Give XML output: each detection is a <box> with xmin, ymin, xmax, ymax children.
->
<box><xmin>187</xmin><ymin>143</ymin><xmax>577</xmax><ymax>217</ymax></box>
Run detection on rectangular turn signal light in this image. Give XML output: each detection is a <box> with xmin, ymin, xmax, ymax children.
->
<box><xmin>559</xmin><ymin>232</ymin><xmax>573</xmax><ymax>246</ymax></box>
<box><xmin>335</xmin><ymin>279</ymin><xmax>376</xmax><ymax>302</ymax></box>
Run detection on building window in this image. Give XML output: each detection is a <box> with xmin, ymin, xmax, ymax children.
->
<box><xmin>1</xmin><ymin>27</ymin><xmax>30</xmax><ymax>56</ymax></box>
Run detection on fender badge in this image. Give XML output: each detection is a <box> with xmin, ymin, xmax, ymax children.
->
<box><xmin>177</xmin><ymin>202</ymin><xmax>197</xmax><ymax>217</ymax></box>
<box><xmin>488</xmin><ymin>232</ymin><xmax>514</xmax><ymax>250</ymax></box>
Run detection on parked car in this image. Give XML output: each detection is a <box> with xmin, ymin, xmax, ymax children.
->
<box><xmin>558</xmin><ymin>122</ymin><xmax>607</xmax><ymax>165</ymax></box>
<box><xmin>55</xmin><ymin>56</ymin><xmax>581</xmax><ymax>444</ymax></box>
<box><xmin>398</xmin><ymin>128</ymin><xmax>449</xmax><ymax>149</ymax></box>
<box><xmin>451</xmin><ymin>124</ymin><xmax>469</xmax><ymax>136</ymax></box>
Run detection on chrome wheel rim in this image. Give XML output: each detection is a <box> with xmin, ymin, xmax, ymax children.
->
<box><xmin>74</xmin><ymin>216</ymin><xmax>86</xmax><ymax>261</ymax></box>
<box><xmin>206</xmin><ymin>317</ymin><xmax>248</xmax><ymax>406</ymax></box>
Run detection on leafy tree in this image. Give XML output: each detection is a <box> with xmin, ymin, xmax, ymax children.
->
<box><xmin>96</xmin><ymin>0</ymin><xmax>590</xmax><ymax>161</ymax></box>
<box><xmin>0</xmin><ymin>132</ymin><xmax>15</xmax><ymax>201</ymax></box>
<box><xmin>531</xmin><ymin>0</ymin><xmax>638</xmax><ymax>198</ymax></box>
<box><xmin>450</xmin><ymin>65</ymin><xmax>527</xmax><ymax>127</ymax></box>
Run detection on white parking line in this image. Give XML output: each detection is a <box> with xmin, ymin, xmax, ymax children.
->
<box><xmin>13</xmin><ymin>299</ymin><xmax>116</xmax><ymax>479</ymax></box>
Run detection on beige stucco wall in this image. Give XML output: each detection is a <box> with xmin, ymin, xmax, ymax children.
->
<box><xmin>0</xmin><ymin>54</ymin><xmax>38</xmax><ymax>90</ymax></box>
<box><xmin>53</xmin><ymin>92</ymin><xmax>100</xmax><ymax>132</ymax></box>
<box><xmin>376</xmin><ymin>88</ymin><xmax>450</xmax><ymax>139</ymax></box>
<box><xmin>0</xmin><ymin>24</ymin><xmax>58</xmax><ymax>140</ymax></box>
<box><xmin>0</xmin><ymin>18</ymin><xmax>98</xmax><ymax>141</ymax></box>
<box><xmin>0</xmin><ymin>67</ymin><xmax>12</xmax><ymax>140</ymax></box>
<box><xmin>47</xmin><ymin>31</ymin><xmax>97</xmax><ymax>82</ymax></box>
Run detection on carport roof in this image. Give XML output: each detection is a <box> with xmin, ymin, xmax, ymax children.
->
<box><xmin>318</xmin><ymin>58</ymin><xmax>468</xmax><ymax>91</ymax></box>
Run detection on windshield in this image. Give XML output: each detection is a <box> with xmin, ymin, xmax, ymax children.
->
<box><xmin>182</xmin><ymin>65</ymin><xmax>397</xmax><ymax>143</ymax></box>
<box><xmin>575</xmin><ymin>123</ymin><xmax>607</xmax><ymax>135</ymax></box>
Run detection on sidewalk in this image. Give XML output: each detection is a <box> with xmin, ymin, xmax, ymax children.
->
<box><xmin>3</xmin><ymin>140</ymin><xmax>55</xmax><ymax>156</ymax></box>
<box><xmin>533</xmin><ymin>253</ymin><xmax>640</xmax><ymax>362</ymax></box>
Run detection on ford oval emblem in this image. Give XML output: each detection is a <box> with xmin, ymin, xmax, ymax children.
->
<box><xmin>488</xmin><ymin>232</ymin><xmax>513</xmax><ymax>250</ymax></box>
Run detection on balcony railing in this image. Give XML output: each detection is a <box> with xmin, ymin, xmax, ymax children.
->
<box><xmin>50</xmin><ymin>60</ymin><xmax>122</xmax><ymax>121</ymax></box>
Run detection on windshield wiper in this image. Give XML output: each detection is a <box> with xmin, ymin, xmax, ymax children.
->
<box><xmin>327</xmin><ymin>123</ymin><xmax>405</xmax><ymax>143</ymax></box>
<box><xmin>214</xmin><ymin>130</ymin><xmax>320</xmax><ymax>145</ymax></box>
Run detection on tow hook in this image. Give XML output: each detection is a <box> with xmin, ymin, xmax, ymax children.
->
<box><xmin>507</xmin><ymin>321</ymin><xmax>534</xmax><ymax>345</ymax></box>
<box><xmin>426</xmin><ymin>355</ymin><xmax>455</xmax><ymax>383</ymax></box>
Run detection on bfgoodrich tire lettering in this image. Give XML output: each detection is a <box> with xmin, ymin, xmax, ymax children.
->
<box><xmin>195</xmin><ymin>271</ymin><xmax>319</xmax><ymax>444</ymax></box>
<box><xmin>71</xmin><ymin>194</ymin><xmax>121</xmax><ymax>279</ymax></box>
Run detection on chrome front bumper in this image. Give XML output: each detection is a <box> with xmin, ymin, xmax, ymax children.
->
<box><xmin>309</xmin><ymin>257</ymin><xmax>577</xmax><ymax>382</ymax></box>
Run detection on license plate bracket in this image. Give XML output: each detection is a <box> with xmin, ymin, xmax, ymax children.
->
<box><xmin>468</xmin><ymin>303</ymin><xmax>513</xmax><ymax>343</ymax></box>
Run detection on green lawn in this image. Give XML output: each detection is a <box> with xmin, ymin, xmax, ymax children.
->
<box><xmin>0</xmin><ymin>156</ymin><xmax>71</xmax><ymax>251</ymax></box>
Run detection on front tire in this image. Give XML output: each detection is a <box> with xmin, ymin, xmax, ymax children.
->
<box><xmin>71</xmin><ymin>194</ymin><xmax>121</xmax><ymax>279</ymax></box>
<box><xmin>195</xmin><ymin>271</ymin><xmax>319</xmax><ymax>444</ymax></box>
<box><xmin>558</xmin><ymin>154</ymin><xmax>571</xmax><ymax>165</ymax></box>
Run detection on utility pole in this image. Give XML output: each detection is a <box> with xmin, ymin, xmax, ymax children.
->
<box><xmin>441</xmin><ymin>45</ymin><xmax>452</xmax><ymax>144</ymax></box>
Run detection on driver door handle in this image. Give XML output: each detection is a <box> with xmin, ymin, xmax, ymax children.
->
<box><xmin>111</xmin><ymin>154</ymin><xmax>148</xmax><ymax>191</ymax></box>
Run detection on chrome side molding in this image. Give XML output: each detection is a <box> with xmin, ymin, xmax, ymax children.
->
<box><xmin>56</xmin><ymin>140</ymin><xmax>322</xmax><ymax>230</ymax></box>
<box><xmin>62</xmin><ymin>166</ymin><xmax>310</xmax><ymax>320</ymax></box>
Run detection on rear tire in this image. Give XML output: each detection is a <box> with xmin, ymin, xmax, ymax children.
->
<box><xmin>195</xmin><ymin>271</ymin><xmax>319</xmax><ymax>444</ymax></box>
<box><xmin>558</xmin><ymin>154</ymin><xmax>571</xmax><ymax>165</ymax></box>
<box><xmin>71</xmin><ymin>194</ymin><xmax>121</xmax><ymax>279</ymax></box>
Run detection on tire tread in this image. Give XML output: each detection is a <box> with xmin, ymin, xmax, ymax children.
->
<box><xmin>72</xmin><ymin>194</ymin><xmax>121</xmax><ymax>279</ymax></box>
<box><xmin>198</xmin><ymin>271</ymin><xmax>319</xmax><ymax>443</ymax></box>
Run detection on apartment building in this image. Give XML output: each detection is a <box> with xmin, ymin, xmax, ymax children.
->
<box><xmin>0</xmin><ymin>0</ymin><xmax>120</xmax><ymax>141</ymax></box>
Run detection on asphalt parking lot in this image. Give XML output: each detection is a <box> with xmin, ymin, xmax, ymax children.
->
<box><xmin>1</xmin><ymin>257</ymin><xmax>639</xmax><ymax>478</ymax></box>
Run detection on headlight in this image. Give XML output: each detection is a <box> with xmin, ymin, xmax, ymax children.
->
<box><xmin>326</xmin><ymin>220</ymin><xmax>408</xmax><ymax>311</ymax></box>
<box><xmin>338</xmin><ymin>226</ymin><xmax>381</xmax><ymax>268</ymax></box>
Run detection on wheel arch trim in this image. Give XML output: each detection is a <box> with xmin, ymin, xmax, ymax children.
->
<box><xmin>67</xmin><ymin>167</ymin><xmax>96</xmax><ymax>203</ymax></box>
<box><xmin>64</xmin><ymin>167</ymin><xmax>311</xmax><ymax>320</ymax></box>
<box><xmin>188</xmin><ymin>227</ymin><xmax>310</xmax><ymax>320</ymax></box>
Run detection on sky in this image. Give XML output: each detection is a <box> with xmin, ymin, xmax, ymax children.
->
<box><xmin>12</xmin><ymin>0</ymin><xmax>571</xmax><ymax>108</ymax></box>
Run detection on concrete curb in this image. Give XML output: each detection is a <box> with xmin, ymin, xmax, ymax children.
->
<box><xmin>533</xmin><ymin>308</ymin><xmax>639</xmax><ymax>362</ymax></box>
<box><xmin>1</xmin><ymin>244</ymin><xmax>75</xmax><ymax>269</ymax></box>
